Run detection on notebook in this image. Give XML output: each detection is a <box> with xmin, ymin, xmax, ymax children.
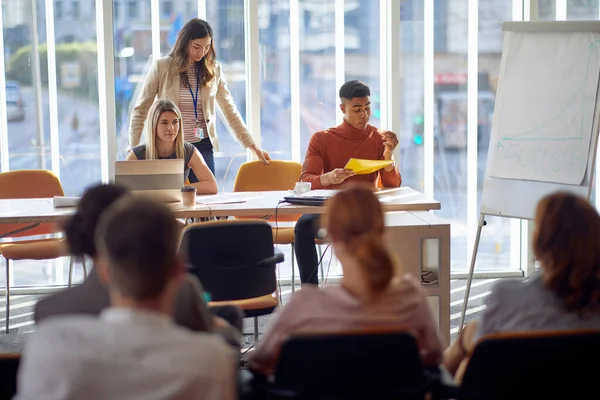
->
<box><xmin>114</xmin><ymin>159</ymin><xmax>184</xmax><ymax>203</ymax></box>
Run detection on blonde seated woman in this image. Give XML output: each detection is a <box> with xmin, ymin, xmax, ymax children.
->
<box><xmin>127</xmin><ymin>99</ymin><xmax>218</xmax><ymax>194</ymax></box>
<box><xmin>444</xmin><ymin>191</ymin><xmax>600</xmax><ymax>382</ymax></box>
<box><xmin>249</xmin><ymin>185</ymin><xmax>444</xmax><ymax>375</ymax></box>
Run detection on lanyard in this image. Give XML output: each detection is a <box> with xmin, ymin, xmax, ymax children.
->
<box><xmin>187</xmin><ymin>67</ymin><xmax>201</xmax><ymax>126</ymax></box>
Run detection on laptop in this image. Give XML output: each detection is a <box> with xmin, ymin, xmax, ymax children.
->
<box><xmin>283</xmin><ymin>190</ymin><xmax>337</xmax><ymax>206</ymax></box>
<box><xmin>283</xmin><ymin>195</ymin><xmax>330</xmax><ymax>206</ymax></box>
<box><xmin>114</xmin><ymin>159</ymin><xmax>184</xmax><ymax>203</ymax></box>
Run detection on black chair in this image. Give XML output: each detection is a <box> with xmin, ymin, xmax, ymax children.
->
<box><xmin>436</xmin><ymin>329</ymin><xmax>600</xmax><ymax>400</ymax></box>
<box><xmin>261</xmin><ymin>331</ymin><xmax>432</xmax><ymax>400</ymax></box>
<box><xmin>0</xmin><ymin>353</ymin><xmax>19</xmax><ymax>400</ymax></box>
<box><xmin>179</xmin><ymin>220</ymin><xmax>283</xmax><ymax>342</ymax></box>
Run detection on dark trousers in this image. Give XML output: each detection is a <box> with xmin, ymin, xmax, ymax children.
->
<box><xmin>294</xmin><ymin>214</ymin><xmax>321</xmax><ymax>285</ymax></box>
<box><xmin>189</xmin><ymin>138</ymin><xmax>215</xmax><ymax>181</ymax></box>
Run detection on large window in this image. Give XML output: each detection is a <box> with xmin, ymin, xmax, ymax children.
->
<box><xmin>398</xmin><ymin>0</ymin><xmax>425</xmax><ymax>193</ymax></box>
<box><xmin>7</xmin><ymin>0</ymin><xmax>600</xmax><ymax>289</ymax></box>
<box><xmin>258</xmin><ymin>0</ymin><xmax>292</xmax><ymax>160</ymax></box>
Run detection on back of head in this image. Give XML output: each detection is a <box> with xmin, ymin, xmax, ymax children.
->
<box><xmin>62</xmin><ymin>183</ymin><xmax>130</xmax><ymax>258</ymax></box>
<box><xmin>339</xmin><ymin>80</ymin><xmax>370</xmax><ymax>102</ymax></box>
<box><xmin>95</xmin><ymin>197</ymin><xmax>180</xmax><ymax>301</ymax></box>
<box><xmin>533</xmin><ymin>191</ymin><xmax>600</xmax><ymax>315</ymax></box>
<box><xmin>323</xmin><ymin>185</ymin><xmax>393</xmax><ymax>295</ymax></box>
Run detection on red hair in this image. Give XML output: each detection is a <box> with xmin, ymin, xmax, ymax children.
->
<box><xmin>323</xmin><ymin>185</ymin><xmax>394</xmax><ymax>296</ymax></box>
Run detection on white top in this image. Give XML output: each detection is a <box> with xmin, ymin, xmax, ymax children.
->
<box><xmin>16</xmin><ymin>308</ymin><xmax>235</xmax><ymax>400</ymax></box>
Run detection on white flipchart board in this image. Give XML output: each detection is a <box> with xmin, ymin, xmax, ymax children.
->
<box><xmin>481</xmin><ymin>21</ymin><xmax>600</xmax><ymax>220</ymax></box>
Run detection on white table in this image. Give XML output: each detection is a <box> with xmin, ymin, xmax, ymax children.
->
<box><xmin>0</xmin><ymin>187</ymin><xmax>439</xmax><ymax>224</ymax></box>
<box><xmin>0</xmin><ymin>187</ymin><xmax>450</xmax><ymax>342</ymax></box>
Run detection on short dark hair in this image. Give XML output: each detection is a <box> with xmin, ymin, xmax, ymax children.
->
<box><xmin>63</xmin><ymin>184</ymin><xmax>129</xmax><ymax>258</ymax></box>
<box><xmin>339</xmin><ymin>80</ymin><xmax>370</xmax><ymax>101</ymax></box>
<box><xmin>95</xmin><ymin>197</ymin><xmax>180</xmax><ymax>301</ymax></box>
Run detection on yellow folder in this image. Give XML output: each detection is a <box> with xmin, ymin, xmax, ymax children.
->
<box><xmin>344</xmin><ymin>158</ymin><xmax>393</xmax><ymax>175</ymax></box>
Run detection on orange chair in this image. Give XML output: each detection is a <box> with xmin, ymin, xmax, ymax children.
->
<box><xmin>233</xmin><ymin>161</ymin><xmax>302</xmax><ymax>291</ymax></box>
<box><xmin>0</xmin><ymin>170</ymin><xmax>76</xmax><ymax>333</ymax></box>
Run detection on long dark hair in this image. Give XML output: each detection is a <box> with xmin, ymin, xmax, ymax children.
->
<box><xmin>168</xmin><ymin>18</ymin><xmax>216</xmax><ymax>88</ymax></box>
<box><xmin>533</xmin><ymin>192</ymin><xmax>600</xmax><ymax>316</ymax></box>
<box><xmin>62</xmin><ymin>184</ymin><xmax>130</xmax><ymax>258</ymax></box>
<box><xmin>323</xmin><ymin>186</ymin><xmax>394</xmax><ymax>297</ymax></box>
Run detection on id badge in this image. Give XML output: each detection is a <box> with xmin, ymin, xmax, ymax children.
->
<box><xmin>195</xmin><ymin>127</ymin><xmax>205</xmax><ymax>140</ymax></box>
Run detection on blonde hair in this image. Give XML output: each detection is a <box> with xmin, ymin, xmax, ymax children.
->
<box><xmin>145</xmin><ymin>99</ymin><xmax>185</xmax><ymax>160</ymax></box>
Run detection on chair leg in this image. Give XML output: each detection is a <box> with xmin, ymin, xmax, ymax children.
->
<box><xmin>82</xmin><ymin>257</ymin><xmax>88</xmax><ymax>280</ymax></box>
<box><xmin>291</xmin><ymin>243</ymin><xmax>296</xmax><ymax>294</ymax></box>
<box><xmin>254</xmin><ymin>316</ymin><xmax>259</xmax><ymax>343</ymax></box>
<box><xmin>5</xmin><ymin>258</ymin><xmax>10</xmax><ymax>334</ymax></box>
<box><xmin>68</xmin><ymin>257</ymin><xmax>74</xmax><ymax>288</ymax></box>
<box><xmin>317</xmin><ymin>245</ymin><xmax>325</xmax><ymax>285</ymax></box>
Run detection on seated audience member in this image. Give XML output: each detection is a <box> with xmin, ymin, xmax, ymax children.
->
<box><xmin>127</xmin><ymin>98</ymin><xmax>218</xmax><ymax>194</ymax></box>
<box><xmin>17</xmin><ymin>197</ymin><xmax>235</xmax><ymax>400</ymax></box>
<box><xmin>35</xmin><ymin>183</ymin><xmax>242</xmax><ymax>346</ymax></box>
<box><xmin>444</xmin><ymin>191</ymin><xmax>600</xmax><ymax>381</ymax></box>
<box><xmin>250</xmin><ymin>186</ymin><xmax>443</xmax><ymax>375</ymax></box>
<box><xmin>295</xmin><ymin>80</ymin><xmax>402</xmax><ymax>285</ymax></box>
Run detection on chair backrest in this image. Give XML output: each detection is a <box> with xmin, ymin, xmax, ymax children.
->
<box><xmin>0</xmin><ymin>170</ymin><xmax>64</xmax><ymax>238</ymax></box>
<box><xmin>234</xmin><ymin>161</ymin><xmax>302</xmax><ymax>222</ymax></box>
<box><xmin>271</xmin><ymin>331</ymin><xmax>428</xmax><ymax>399</ymax></box>
<box><xmin>179</xmin><ymin>220</ymin><xmax>277</xmax><ymax>301</ymax></box>
<box><xmin>461</xmin><ymin>330</ymin><xmax>600</xmax><ymax>399</ymax></box>
<box><xmin>0</xmin><ymin>353</ymin><xmax>20</xmax><ymax>399</ymax></box>
<box><xmin>234</xmin><ymin>160</ymin><xmax>301</xmax><ymax>192</ymax></box>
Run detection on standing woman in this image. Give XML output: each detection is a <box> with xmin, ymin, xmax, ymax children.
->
<box><xmin>129</xmin><ymin>18</ymin><xmax>270</xmax><ymax>181</ymax></box>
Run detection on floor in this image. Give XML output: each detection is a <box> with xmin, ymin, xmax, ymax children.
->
<box><xmin>0</xmin><ymin>277</ymin><xmax>512</xmax><ymax>353</ymax></box>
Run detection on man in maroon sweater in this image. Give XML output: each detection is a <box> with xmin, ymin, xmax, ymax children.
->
<box><xmin>295</xmin><ymin>80</ymin><xmax>402</xmax><ymax>285</ymax></box>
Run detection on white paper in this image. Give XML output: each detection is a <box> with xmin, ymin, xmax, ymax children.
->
<box><xmin>488</xmin><ymin>32</ymin><xmax>600</xmax><ymax>185</ymax></box>
<box><xmin>196</xmin><ymin>195</ymin><xmax>246</xmax><ymax>205</ymax></box>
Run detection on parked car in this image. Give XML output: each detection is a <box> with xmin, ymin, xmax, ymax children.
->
<box><xmin>6</xmin><ymin>81</ymin><xmax>25</xmax><ymax>122</ymax></box>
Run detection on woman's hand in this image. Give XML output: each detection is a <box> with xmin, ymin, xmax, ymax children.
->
<box><xmin>250</xmin><ymin>144</ymin><xmax>271</xmax><ymax>164</ymax></box>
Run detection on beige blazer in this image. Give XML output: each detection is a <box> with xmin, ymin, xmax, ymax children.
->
<box><xmin>129</xmin><ymin>56</ymin><xmax>254</xmax><ymax>152</ymax></box>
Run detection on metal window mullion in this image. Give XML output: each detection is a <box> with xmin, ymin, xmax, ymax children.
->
<box><xmin>466</xmin><ymin>0</ymin><xmax>478</xmax><ymax>273</ymax></box>
<box><xmin>510</xmin><ymin>0</ymin><xmax>524</xmax><ymax>272</ymax></box>
<box><xmin>96</xmin><ymin>0</ymin><xmax>117</xmax><ymax>183</ymax></box>
<box><xmin>0</xmin><ymin>1</ymin><xmax>8</xmax><ymax>172</ymax></box>
<box><xmin>45</xmin><ymin>0</ymin><xmax>61</xmax><ymax>177</ymax></box>
<box><xmin>290</xmin><ymin>0</ymin><xmax>301</xmax><ymax>162</ymax></box>
<box><xmin>555</xmin><ymin>0</ymin><xmax>567</xmax><ymax>21</ymax></box>
<box><xmin>382</xmin><ymin>1</ymin><xmax>401</xmax><ymax>143</ymax></box>
<box><xmin>335</xmin><ymin>0</ymin><xmax>345</xmax><ymax>125</ymax></box>
<box><xmin>423</xmin><ymin>0</ymin><xmax>435</xmax><ymax>198</ymax></box>
<box><xmin>198</xmin><ymin>0</ymin><xmax>206</xmax><ymax>19</ymax></box>
<box><xmin>244</xmin><ymin>0</ymin><xmax>261</xmax><ymax>160</ymax></box>
<box><xmin>521</xmin><ymin>0</ymin><xmax>538</xmax><ymax>277</ymax></box>
<box><xmin>151</xmin><ymin>0</ymin><xmax>160</xmax><ymax>59</ymax></box>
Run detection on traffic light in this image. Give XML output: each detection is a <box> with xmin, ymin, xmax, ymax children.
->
<box><xmin>413</xmin><ymin>114</ymin><xmax>424</xmax><ymax>145</ymax></box>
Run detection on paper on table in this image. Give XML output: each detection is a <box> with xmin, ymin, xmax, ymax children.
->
<box><xmin>53</xmin><ymin>196</ymin><xmax>80</xmax><ymax>208</ymax></box>
<box><xmin>344</xmin><ymin>158</ymin><xmax>393</xmax><ymax>175</ymax></box>
<box><xmin>196</xmin><ymin>194</ymin><xmax>246</xmax><ymax>205</ymax></box>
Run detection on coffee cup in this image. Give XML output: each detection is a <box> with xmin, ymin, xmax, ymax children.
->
<box><xmin>294</xmin><ymin>182</ymin><xmax>311</xmax><ymax>194</ymax></box>
<box><xmin>181</xmin><ymin>186</ymin><xmax>197</xmax><ymax>207</ymax></box>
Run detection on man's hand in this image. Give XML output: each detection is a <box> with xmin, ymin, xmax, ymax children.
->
<box><xmin>381</xmin><ymin>131</ymin><xmax>399</xmax><ymax>160</ymax></box>
<box><xmin>320</xmin><ymin>168</ymin><xmax>356</xmax><ymax>187</ymax></box>
<box><xmin>250</xmin><ymin>144</ymin><xmax>271</xmax><ymax>164</ymax></box>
